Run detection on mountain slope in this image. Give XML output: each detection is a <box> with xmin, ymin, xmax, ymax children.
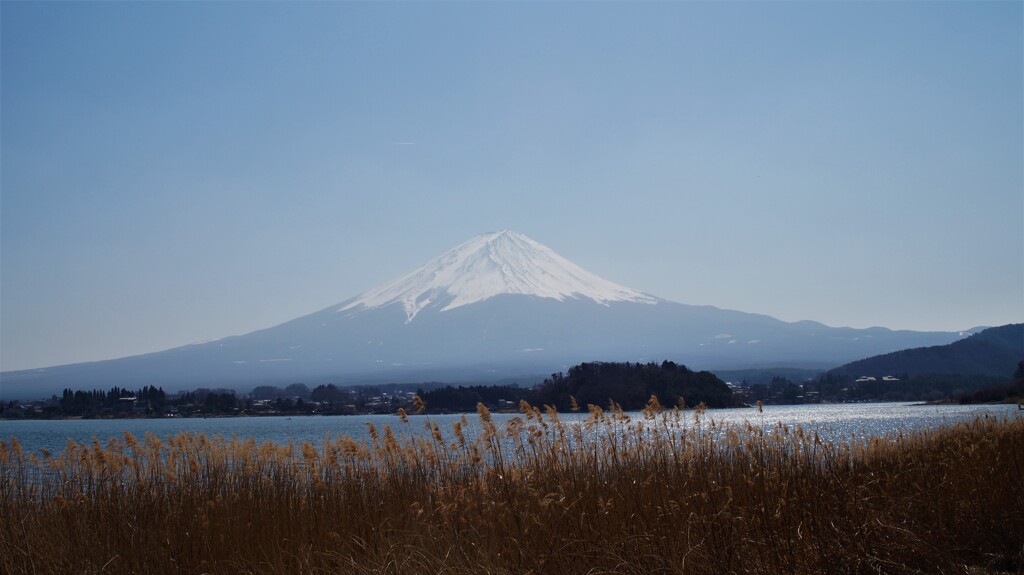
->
<box><xmin>828</xmin><ymin>324</ymin><xmax>1024</xmax><ymax>378</ymax></box>
<box><xmin>0</xmin><ymin>231</ymin><xmax>968</xmax><ymax>399</ymax></box>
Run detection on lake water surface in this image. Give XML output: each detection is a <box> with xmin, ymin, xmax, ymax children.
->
<box><xmin>1</xmin><ymin>402</ymin><xmax>1020</xmax><ymax>455</ymax></box>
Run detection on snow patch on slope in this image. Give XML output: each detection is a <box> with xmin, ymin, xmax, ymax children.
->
<box><xmin>339</xmin><ymin>230</ymin><xmax>658</xmax><ymax>322</ymax></box>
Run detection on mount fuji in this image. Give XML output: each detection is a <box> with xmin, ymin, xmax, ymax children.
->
<box><xmin>1</xmin><ymin>231</ymin><xmax>963</xmax><ymax>399</ymax></box>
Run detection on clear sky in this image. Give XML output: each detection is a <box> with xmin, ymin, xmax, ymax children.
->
<box><xmin>2</xmin><ymin>1</ymin><xmax>1021</xmax><ymax>372</ymax></box>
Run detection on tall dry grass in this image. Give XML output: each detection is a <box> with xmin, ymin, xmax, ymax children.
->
<box><xmin>1</xmin><ymin>400</ymin><xmax>1021</xmax><ymax>574</ymax></box>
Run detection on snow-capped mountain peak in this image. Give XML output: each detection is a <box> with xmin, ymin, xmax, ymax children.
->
<box><xmin>339</xmin><ymin>230</ymin><xmax>659</xmax><ymax>321</ymax></box>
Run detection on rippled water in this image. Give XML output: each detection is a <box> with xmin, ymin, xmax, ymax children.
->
<box><xmin>1</xmin><ymin>402</ymin><xmax>1019</xmax><ymax>455</ymax></box>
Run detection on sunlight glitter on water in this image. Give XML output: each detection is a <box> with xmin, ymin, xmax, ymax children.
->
<box><xmin>0</xmin><ymin>402</ymin><xmax>1019</xmax><ymax>456</ymax></box>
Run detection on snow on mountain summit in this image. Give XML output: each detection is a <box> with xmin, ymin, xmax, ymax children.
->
<box><xmin>339</xmin><ymin>230</ymin><xmax>659</xmax><ymax>322</ymax></box>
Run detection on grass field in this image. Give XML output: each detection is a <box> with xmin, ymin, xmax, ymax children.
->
<box><xmin>2</xmin><ymin>400</ymin><xmax>1022</xmax><ymax>574</ymax></box>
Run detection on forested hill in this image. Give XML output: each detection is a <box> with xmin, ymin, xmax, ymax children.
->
<box><xmin>415</xmin><ymin>361</ymin><xmax>734</xmax><ymax>413</ymax></box>
<box><xmin>532</xmin><ymin>361</ymin><xmax>734</xmax><ymax>410</ymax></box>
<box><xmin>828</xmin><ymin>323</ymin><xmax>1023</xmax><ymax>379</ymax></box>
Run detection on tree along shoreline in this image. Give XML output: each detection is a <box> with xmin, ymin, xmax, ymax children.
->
<box><xmin>4</xmin><ymin>359</ymin><xmax>1020</xmax><ymax>420</ymax></box>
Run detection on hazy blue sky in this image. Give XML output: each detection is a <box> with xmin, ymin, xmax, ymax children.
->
<box><xmin>2</xmin><ymin>1</ymin><xmax>1021</xmax><ymax>372</ymax></box>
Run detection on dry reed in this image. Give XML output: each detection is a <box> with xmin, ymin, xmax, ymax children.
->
<box><xmin>1</xmin><ymin>403</ymin><xmax>1021</xmax><ymax>574</ymax></box>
